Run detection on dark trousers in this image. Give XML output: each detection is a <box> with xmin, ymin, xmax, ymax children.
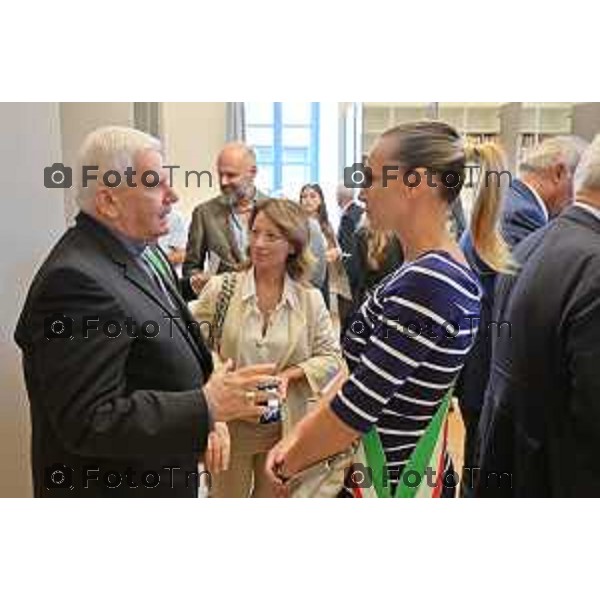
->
<box><xmin>460</xmin><ymin>406</ymin><xmax>481</xmax><ymax>497</ymax></box>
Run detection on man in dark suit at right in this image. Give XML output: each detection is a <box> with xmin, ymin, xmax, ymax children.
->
<box><xmin>457</xmin><ymin>135</ymin><xmax>587</xmax><ymax>494</ymax></box>
<box><xmin>477</xmin><ymin>135</ymin><xmax>600</xmax><ymax>496</ymax></box>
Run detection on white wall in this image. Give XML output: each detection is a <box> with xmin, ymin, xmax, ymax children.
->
<box><xmin>161</xmin><ymin>103</ymin><xmax>227</xmax><ymax>218</ymax></box>
<box><xmin>0</xmin><ymin>103</ymin><xmax>66</xmax><ymax>497</ymax></box>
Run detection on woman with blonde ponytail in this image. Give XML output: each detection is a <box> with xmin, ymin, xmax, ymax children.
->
<box><xmin>464</xmin><ymin>143</ymin><xmax>513</xmax><ymax>273</ymax></box>
<box><xmin>266</xmin><ymin>121</ymin><xmax>506</xmax><ymax>498</ymax></box>
<box><xmin>456</xmin><ymin>143</ymin><xmax>514</xmax><ymax>496</ymax></box>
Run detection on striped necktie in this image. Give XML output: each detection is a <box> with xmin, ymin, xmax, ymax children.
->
<box><xmin>144</xmin><ymin>246</ymin><xmax>175</xmax><ymax>282</ymax></box>
<box><xmin>142</xmin><ymin>246</ymin><xmax>177</xmax><ymax>308</ymax></box>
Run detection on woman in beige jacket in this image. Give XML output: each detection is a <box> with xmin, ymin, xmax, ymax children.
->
<box><xmin>190</xmin><ymin>199</ymin><xmax>344</xmax><ymax>497</ymax></box>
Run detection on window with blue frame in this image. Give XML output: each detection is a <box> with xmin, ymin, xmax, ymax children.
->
<box><xmin>244</xmin><ymin>102</ymin><xmax>320</xmax><ymax>198</ymax></box>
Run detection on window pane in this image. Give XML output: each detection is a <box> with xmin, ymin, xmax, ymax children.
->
<box><xmin>246</xmin><ymin>126</ymin><xmax>274</xmax><ymax>147</ymax></box>
<box><xmin>281</xmin><ymin>165</ymin><xmax>311</xmax><ymax>199</ymax></box>
<box><xmin>282</xmin><ymin>127</ymin><xmax>311</xmax><ymax>147</ymax></box>
<box><xmin>281</xmin><ymin>102</ymin><xmax>312</xmax><ymax>125</ymax></box>
<box><xmin>256</xmin><ymin>165</ymin><xmax>275</xmax><ymax>195</ymax></box>
<box><xmin>245</xmin><ymin>103</ymin><xmax>274</xmax><ymax>125</ymax></box>
<box><xmin>254</xmin><ymin>146</ymin><xmax>274</xmax><ymax>163</ymax></box>
<box><xmin>283</xmin><ymin>147</ymin><xmax>310</xmax><ymax>164</ymax></box>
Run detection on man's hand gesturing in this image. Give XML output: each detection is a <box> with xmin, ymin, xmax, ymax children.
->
<box><xmin>203</xmin><ymin>359</ymin><xmax>279</xmax><ymax>422</ymax></box>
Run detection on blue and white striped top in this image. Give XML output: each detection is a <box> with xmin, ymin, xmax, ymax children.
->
<box><xmin>331</xmin><ymin>250</ymin><xmax>482</xmax><ymax>485</ymax></box>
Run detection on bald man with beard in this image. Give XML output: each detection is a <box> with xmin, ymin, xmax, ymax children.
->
<box><xmin>182</xmin><ymin>142</ymin><xmax>268</xmax><ymax>300</ymax></box>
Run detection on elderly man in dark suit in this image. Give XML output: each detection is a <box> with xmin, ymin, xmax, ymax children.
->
<box><xmin>15</xmin><ymin>127</ymin><xmax>275</xmax><ymax>497</ymax></box>
<box><xmin>457</xmin><ymin>135</ymin><xmax>587</xmax><ymax>494</ymax></box>
<box><xmin>182</xmin><ymin>142</ymin><xmax>267</xmax><ymax>300</ymax></box>
<box><xmin>477</xmin><ymin>135</ymin><xmax>600</xmax><ymax>496</ymax></box>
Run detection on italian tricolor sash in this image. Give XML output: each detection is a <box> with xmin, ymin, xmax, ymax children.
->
<box><xmin>351</xmin><ymin>392</ymin><xmax>452</xmax><ymax>498</ymax></box>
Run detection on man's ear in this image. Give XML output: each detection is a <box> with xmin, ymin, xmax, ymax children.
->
<box><xmin>555</xmin><ymin>162</ymin><xmax>568</xmax><ymax>182</ymax></box>
<box><xmin>249</xmin><ymin>164</ymin><xmax>258</xmax><ymax>179</ymax></box>
<box><xmin>95</xmin><ymin>188</ymin><xmax>119</xmax><ymax>220</ymax></box>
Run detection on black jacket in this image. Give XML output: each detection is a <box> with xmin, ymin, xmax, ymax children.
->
<box><xmin>477</xmin><ymin>205</ymin><xmax>600</xmax><ymax>497</ymax></box>
<box><xmin>15</xmin><ymin>213</ymin><xmax>213</xmax><ymax>497</ymax></box>
<box><xmin>337</xmin><ymin>202</ymin><xmax>364</xmax><ymax>257</ymax></box>
<box><xmin>346</xmin><ymin>227</ymin><xmax>404</xmax><ymax>311</ymax></box>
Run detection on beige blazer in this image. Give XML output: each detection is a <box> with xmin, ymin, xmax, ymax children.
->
<box><xmin>189</xmin><ymin>270</ymin><xmax>345</xmax><ymax>430</ymax></box>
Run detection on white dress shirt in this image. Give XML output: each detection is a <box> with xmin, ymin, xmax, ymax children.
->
<box><xmin>522</xmin><ymin>181</ymin><xmax>549</xmax><ymax>224</ymax></box>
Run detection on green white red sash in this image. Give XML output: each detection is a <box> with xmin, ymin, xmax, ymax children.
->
<box><xmin>351</xmin><ymin>392</ymin><xmax>452</xmax><ymax>498</ymax></box>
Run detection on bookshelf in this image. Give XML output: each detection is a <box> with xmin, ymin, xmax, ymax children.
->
<box><xmin>361</xmin><ymin>102</ymin><xmax>584</xmax><ymax>173</ymax></box>
<box><xmin>358</xmin><ymin>102</ymin><xmax>600</xmax><ymax>225</ymax></box>
<box><xmin>362</xmin><ymin>102</ymin><xmax>503</xmax><ymax>151</ymax></box>
<box><xmin>517</xmin><ymin>103</ymin><xmax>573</xmax><ymax>164</ymax></box>
<box><xmin>439</xmin><ymin>102</ymin><xmax>501</xmax><ymax>143</ymax></box>
<box><xmin>362</xmin><ymin>103</ymin><xmax>433</xmax><ymax>151</ymax></box>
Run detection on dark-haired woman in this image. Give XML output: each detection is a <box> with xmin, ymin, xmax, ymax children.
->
<box><xmin>267</xmin><ymin>121</ymin><xmax>511</xmax><ymax>497</ymax></box>
<box><xmin>300</xmin><ymin>183</ymin><xmax>352</xmax><ymax>311</ymax></box>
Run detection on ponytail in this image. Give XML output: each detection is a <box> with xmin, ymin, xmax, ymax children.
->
<box><xmin>466</xmin><ymin>143</ymin><xmax>514</xmax><ymax>273</ymax></box>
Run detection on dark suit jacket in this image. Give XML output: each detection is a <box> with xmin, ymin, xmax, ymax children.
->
<box><xmin>477</xmin><ymin>206</ymin><xmax>600</xmax><ymax>497</ymax></box>
<box><xmin>337</xmin><ymin>202</ymin><xmax>364</xmax><ymax>257</ymax></box>
<box><xmin>456</xmin><ymin>179</ymin><xmax>549</xmax><ymax>414</ymax></box>
<box><xmin>15</xmin><ymin>212</ymin><xmax>214</xmax><ymax>497</ymax></box>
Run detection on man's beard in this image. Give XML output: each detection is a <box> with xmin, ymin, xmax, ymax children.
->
<box><xmin>224</xmin><ymin>180</ymin><xmax>254</xmax><ymax>202</ymax></box>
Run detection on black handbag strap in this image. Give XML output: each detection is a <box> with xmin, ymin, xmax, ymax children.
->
<box><xmin>211</xmin><ymin>271</ymin><xmax>238</xmax><ymax>351</ymax></box>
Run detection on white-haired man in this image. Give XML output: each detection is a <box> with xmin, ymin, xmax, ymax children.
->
<box><xmin>15</xmin><ymin>127</ymin><xmax>276</xmax><ymax>497</ymax></box>
<box><xmin>477</xmin><ymin>134</ymin><xmax>600</xmax><ymax>496</ymax></box>
<box><xmin>503</xmin><ymin>135</ymin><xmax>589</xmax><ymax>245</ymax></box>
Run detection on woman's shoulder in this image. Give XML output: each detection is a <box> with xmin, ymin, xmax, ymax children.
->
<box><xmin>291</xmin><ymin>279</ymin><xmax>326</xmax><ymax>309</ymax></box>
<box><xmin>383</xmin><ymin>251</ymin><xmax>482</xmax><ymax>302</ymax></box>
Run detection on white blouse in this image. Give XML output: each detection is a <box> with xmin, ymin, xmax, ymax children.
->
<box><xmin>235</xmin><ymin>268</ymin><xmax>299</xmax><ymax>369</ymax></box>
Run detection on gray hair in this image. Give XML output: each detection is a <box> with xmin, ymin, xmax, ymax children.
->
<box><xmin>519</xmin><ymin>135</ymin><xmax>588</xmax><ymax>176</ymax></box>
<box><xmin>336</xmin><ymin>183</ymin><xmax>354</xmax><ymax>202</ymax></box>
<box><xmin>76</xmin><ymin>126</ymin><xmax>162</xmax><ymax>211</ymax></box>
<box><xmin>574</xmin><ymin>134</ymin><xmax>600</xmax><ymax>193</ymax></box>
